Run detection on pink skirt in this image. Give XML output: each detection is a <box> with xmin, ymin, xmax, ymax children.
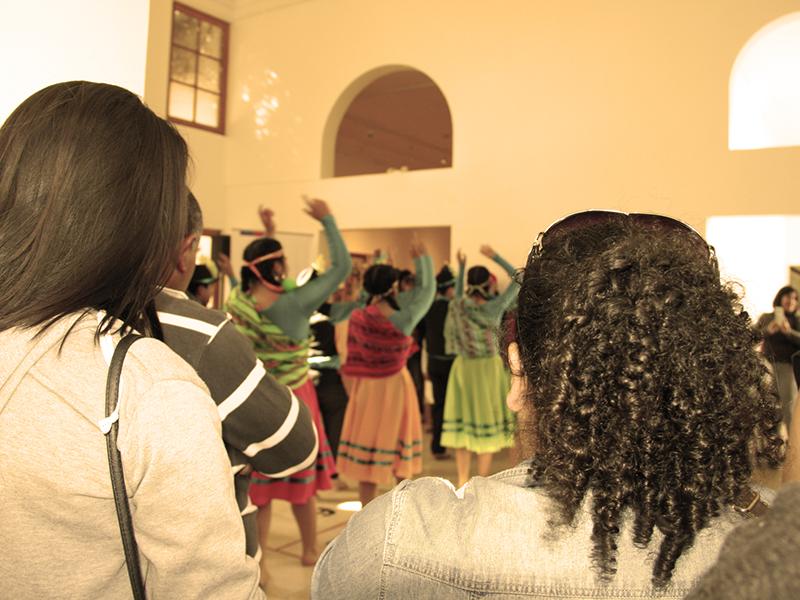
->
<box><xmin>249</xmin><ymin>379</ymin><xmax>336</xmax><ymax>505</ymax></box>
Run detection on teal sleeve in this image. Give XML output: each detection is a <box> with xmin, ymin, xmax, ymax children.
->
<box><xmin>263</xmin><ymin>215</ymin><xmax>352</xmax><ymax>340</ymax></box>
<box><xmin>292</xmin><ymin>215</ymin><xmax>353</xmax><ymax>315</ymax></box>
<box><xmin>329</xmin><ymin>298</ymin><xmax>364</xmax><ymax>324</ymax></box>
<box><xmin>482</xmin><ymin>253</ymin><xmax>520</xmax><ymax>321</ymax></box>
<box><xmin>398</xmin><ymin>269</ymin><xmax>431</xmax><ymax>309</ymax></box>
<box><xmin>492</xmin><ymin>253</ymin><xmax>517</xmax><ymax>278</ymax></box>
<box><xmin>389</xmin><ymin>255</ymin><xmax>435</xmax><ymax>336</ymax></box>
<box><xmin>227</xmin><ymin>274</ymin><xmax>239</xmax><ymax>289</ymax></box>
<box><xmin>396</xmin><ymin>290</ymin><xmax>414</xmax><ymax>310</ymax></box>
<box><xmin>455</xmin><ymin>261</ymin><xmax>465</xmax><ymax>297</ymax></box>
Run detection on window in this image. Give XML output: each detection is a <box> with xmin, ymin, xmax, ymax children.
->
<box><xmin>168</xmin><ymin>3</ymin><xmax>228</xmax><ymax>134</ymax></box>
<box><xmin>729</xmin><ymin>12</ymin><xmax>800</xmax><ymax>150</ymax></box>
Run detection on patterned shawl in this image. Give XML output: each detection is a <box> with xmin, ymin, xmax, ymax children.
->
<box><xmin>444</xmin><ymin>297</ymin><xmax>499</xmax><ymax>359</ymax></box>
<box><xmin>225</xmin><ymin>286</ymin><xmax>310</xmax><ymax>389</ymax></box>
<box><xmin>341</xmin><ymin>305</ymin><xmax>417</xmax><ymax>378</ymax></box>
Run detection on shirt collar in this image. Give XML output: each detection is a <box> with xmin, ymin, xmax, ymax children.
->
<box><xmin>161</xmin><ymin>287</ymin><xmax>189</xmax><ymax>300</ymax></box>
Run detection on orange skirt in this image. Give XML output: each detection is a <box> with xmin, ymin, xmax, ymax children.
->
<box><xmin>336</xmin><ymin>367</ymin><xmax>423</xmax><ymax>485</ymax></box>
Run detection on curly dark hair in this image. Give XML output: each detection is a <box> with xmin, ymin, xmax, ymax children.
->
<box><xmin>363</xmin><ymin>264</ymin><xmax>400</xmax><ymax>310</ymax></box>
<box><xmin>515</xmin><ymin>219</ymin><xmax>783</xmax><ymax>588</ymax></box>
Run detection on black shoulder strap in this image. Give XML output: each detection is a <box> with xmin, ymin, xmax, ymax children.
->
<box><xmin>104</xmin><ymin>333</ymin><xmax>146</xmax><ymax>600</ymax></box>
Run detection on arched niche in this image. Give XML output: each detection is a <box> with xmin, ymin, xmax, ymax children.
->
<box><xmin>321</xmin><ymin>66</ymin><xmax>453</xmax><ymax>178</ymax></box>
<box><xmin>729</xmin><ymin>12</ymin><xmax>800</xmax><ymax>150</ymax></box>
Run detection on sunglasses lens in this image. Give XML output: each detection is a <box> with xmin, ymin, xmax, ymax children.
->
<box><xmin>542</xmin><ymin>211</ymin><xmax>625</xmax><ymax>246</ymax></box>
<box><xmin>630</xmin><ymin>214</ymin><xmax>709</xmax><ymax>258</ymax></box>
<box><xmin>538</xmin><ymin>211</ymin><xmax>710</xmax><ymax>260</ymax></box>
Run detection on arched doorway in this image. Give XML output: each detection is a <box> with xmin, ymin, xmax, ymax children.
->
<box><xmin>321</xmin><ymin>66</ymin><xmax>453</xmax><ymax>177</ymax></box>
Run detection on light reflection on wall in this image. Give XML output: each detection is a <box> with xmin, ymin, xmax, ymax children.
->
<box><xmin>241</xmin><ymin>69</ymin><xmax>282</xmax><ymax>140</ymax></box>
<box><xmin>706</xmin><ymin>216</ymin><xmax>800</xmax><ymax>319</ymax></box>
<box><xmin>729</xmin><ymin>12</ymin><xmax>800</xmax><ymax>150</ymax></box>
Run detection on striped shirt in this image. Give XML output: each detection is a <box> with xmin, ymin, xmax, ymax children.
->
<box><xmin>156</xmin><ymin>288</ymin><xmax>318</xmax><ymax>557</ymax></box>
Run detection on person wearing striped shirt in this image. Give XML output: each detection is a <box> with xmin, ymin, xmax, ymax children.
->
<box><xmin>155</xmin><ymin>193</ymin><xmax>318</xmax><ymax>568</ymax></box>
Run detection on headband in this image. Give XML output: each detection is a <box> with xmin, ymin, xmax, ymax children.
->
<box><xmin>437</xmin><ymin>277</ymin><xmax>457</xmax><ymax>290</ymax></box>
<box><xmin>246</xmin><ymin>249</ymin><xmax>285</xmax><ymax>293</ymax></box>
<box><xmin>246</xmin><ymin>249</ymin><xmax>284</xmax><ymax>267</ymax></box>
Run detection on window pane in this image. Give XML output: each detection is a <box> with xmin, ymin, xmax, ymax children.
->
<box><xmin>173</xmin><ymin>10</ymin><xmax>198</xmax><ymax>50</ymax></box>
<box><xmin>200</xmin><ymin>21</ymin><xmax>223</xmax><ymax>58</ymax></box>
<box><xmin>196</xmin><ymin>90</ymin><xmax>220</xmax><ymax>128</ymax></box>
<box><xmin>171</xmin><ymin>47</ymin><xmax>197</xmax><ymax>85</ymax></box>
<box><xmin>169</xmin><ymin>82</ymin><xmax>195</xmax><ymax>121</ymax></box>
<box><xmin>198</xmin><ymin>56</ymin><xmax>221</xmax><ymax>92</ymax></box>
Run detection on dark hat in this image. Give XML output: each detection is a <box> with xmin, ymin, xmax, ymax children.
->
<box><xmin>436</xmin><ymin>265</ymin><xmax>456</xmax><ymax>291</ymax></box>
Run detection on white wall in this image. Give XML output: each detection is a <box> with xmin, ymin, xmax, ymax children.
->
<box><xmin>215</xmin><ymin>0</ymin><xmax>800</xmax><ymax>288</ymax></box>
<box><xmin>730</xmin><ymin>12</ymin><xmax>800</xmax><ymax>150</ymax></box>
<box><xmin>707</xmin><ymin>216</ymin><xmax>800</xmax><ymax>317</ymax></box>
<box><xmin>1</xmin><ymin>1</ymin><xmax>150</xmax><ymax>123</ymax></box>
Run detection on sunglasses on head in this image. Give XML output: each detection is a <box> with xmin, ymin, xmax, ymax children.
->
<box><xmin>533</xmin><ymin>210</ymin><xmax>713</xmax><ymax>260</ymax></box>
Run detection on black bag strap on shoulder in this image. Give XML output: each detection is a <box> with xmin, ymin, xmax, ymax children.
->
<box><xmin>104</xmin><ymin>333</ymin><xmax>146</xmax><ymax>600</ymax></box>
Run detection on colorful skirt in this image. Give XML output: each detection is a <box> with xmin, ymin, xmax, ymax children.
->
<box><xmin>336</xmin><ymin>367</ymin><xmax>423</xmax><ymax>486</ymax></box>
<box><xmin>249</xmin><ymin>379</ymin><xmax>336</xmax><ymax>505</ymax></box>
<box><xmin>441</xmin><ymin>355</ymin><xmax>515</xmax><ymax>453</ymax></box>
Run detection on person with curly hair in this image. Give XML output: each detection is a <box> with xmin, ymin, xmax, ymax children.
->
<box><xmin>312</xmin><ymin>211</ymin><xmax>783</xmax><ymax>599</ymax></box>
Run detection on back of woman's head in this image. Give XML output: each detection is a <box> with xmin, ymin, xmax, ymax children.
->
<box><xmin>241</xmin><ymin>237</ymin><xmax>284</xmax><ymax>291</ymax></box>
<box><xmin>0</xmin><ymin>81</ymin><xmax>188</xmax><ymax>335</ymax></box>
<box><xmin>363</xmin><ymin>264</ymin><xmax>398</xmax><ymax>296</ymax></box>
<box><xmin>515</xmin><ymin>218</ymin><xmax>783</xmax><ymax>587</ymax></box>
<box><xmin>436</xmin><ymin>265</ymin><xmax>456</xmax><ymax>292</ymax></box>
<box><xmin>773</xmin><ymin>286</ymin><xmax>797</xmax><ymax>308</ymax></box>
<box><xmin>467</xmin><ymin>265</ymin><xmax>491</xmax><ymax>298</ymax></box>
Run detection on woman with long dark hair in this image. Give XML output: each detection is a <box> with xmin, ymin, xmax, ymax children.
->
<box><xmin>225</xmin><ymin>200</ymin><xmax>351</xmax><ymax>575</ymax></box>
<box><xmin>0</xmin><ymin>82</ymin><xmax>262</xmax><ymax>598</ymax></box>
<box><xmin>313</xmin><ymin>211</ymin><xmax>783</xmax><ymax>598</ymax></box>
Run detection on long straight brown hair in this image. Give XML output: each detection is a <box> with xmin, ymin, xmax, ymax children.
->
<box><xmin>0</xmin><ymin>81</ymin><xmax>188</xmax><ymax>336</ymax></box>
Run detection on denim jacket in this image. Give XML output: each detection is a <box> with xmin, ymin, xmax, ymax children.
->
<box><xmin>312</xmin><ymin>464</ymin><xmax>758</xmax><ymax>599</ymax></box>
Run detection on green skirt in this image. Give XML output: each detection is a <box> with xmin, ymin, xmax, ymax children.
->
<box><xmin>441</xmin><ymin>355</ymin><xmax>515</xmax><ymax>453</ymax></box>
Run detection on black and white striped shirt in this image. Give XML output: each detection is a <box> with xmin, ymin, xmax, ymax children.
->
<box><xmin>156</xmin><ymin>288</ymin><xmax>318</xmax><ymax>557</ymax></box>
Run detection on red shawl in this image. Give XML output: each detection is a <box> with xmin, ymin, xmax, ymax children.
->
<box><xmin>341</xmin><ymin>305</ymin><xmax>417</xmax><ymax>378</ymax></box>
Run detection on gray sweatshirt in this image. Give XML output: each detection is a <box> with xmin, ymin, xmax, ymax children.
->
<box><xmin>0</xmin><ymin>312</ymin><xmax>264</xmax><ymax>599</ymax></box>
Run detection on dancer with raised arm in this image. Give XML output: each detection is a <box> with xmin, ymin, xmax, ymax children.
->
<box><xmin>337</xmin><ymin>241</ymin><xmax>436</xmax><ymax>506</ymax></box>
<box><xmin>442</xmin><ymin>244</ymin><xmax>519</xmax><ymax>486</ymax></box>
<box><xmin>225</xmin><ymin>199</ymin><xmax>351</xmax><ymax>580</ymax></box>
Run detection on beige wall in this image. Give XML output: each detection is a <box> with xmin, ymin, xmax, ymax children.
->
<box><xmin>145</xmin><ymin>0</ymin><xmax>233</xmax><ymax>229</ymax></box>
<box><xmin>336</xmin><ymin>226</ymin><xmax>451</xmax><ymax>273</ymax></box>
<box><xmin>147</xmin><ymin>0</ymin><xmax>800</xmax><ymax>288</ymax></box>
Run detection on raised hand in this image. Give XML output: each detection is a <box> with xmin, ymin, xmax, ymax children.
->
<box><xmin>410</xmin><ymin>239</ymin><xmax>428</xmax><ymax>259</ymax></box>
<box><xmin>456</xmin><ymin>248</ymin><xmax>466</xmax><ymax>266</ymax></box>
<box><xmin>258</xmin><ymin>205</ymin><xmax>276</xmax><ymax>236</ymax></box>
<box><xmin>215</xmin><ymin>252</ymin><xmax>235</xmax><ymax>279</ymax></box>
<box><xmin>479</xmin><ymin>244</ymin><xmax>496</xmax><ymax>259</ymax></box>
<box><xmin>302</xmin><ymin>196</ymin><xmax>331</xmax><ymax>221</ymax></box>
